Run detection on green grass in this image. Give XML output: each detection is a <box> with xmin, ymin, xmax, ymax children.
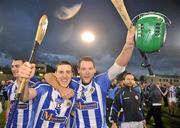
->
<box><xmin>146</xmin><ymin>106</ymin><xmax>180</xmax><ymax>128</ymax></box>
<box><xmin>0</xmin><ymin>112</ymin><xmax>6</xmax><ymax>128</ymax></box>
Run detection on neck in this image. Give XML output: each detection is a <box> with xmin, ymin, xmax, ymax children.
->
<box><xmin>82</xmin><ymin>81</ymin><xmax>91</xmax><ymax>86</ymax></box>
<box><xmin>16</xmin><ymin>79</ymin><xmax>21</xmax><ymax>85</ymax></box>
<box><xmin>125</xmin><ymin>86</ymin><xmax>132</xmax><ymax>89</ymax></box>
<box><xmin>15</xmin><ymin>79</ymin><xmax>21</xmax><ymax>93</ymax></box>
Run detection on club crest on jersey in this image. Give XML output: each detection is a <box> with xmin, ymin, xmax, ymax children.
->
<box><xmin>78</xmin><ymin>86</ymin><xmax>95</xmax><ymax>99</ymax></box>
<box><xmin>41</xmin><ymin>109</ymin><xmax>67</xmax><ymax>123</ymax></box>
<box><xmin>135</xmin><ymin>95</ymin><xmax>139</xmax><ymax>100</ymax></box>
<box><xmin>89</xmin><ymin>87</ymin><xmax>95</xmax><ymax>93</ymax></box>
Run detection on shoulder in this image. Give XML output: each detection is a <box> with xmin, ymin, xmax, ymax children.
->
<box><xmin>69</xmin><ymin>79</ymin><xmax>79</xmax><ymax>89</ymax></box>
<box><xmin>94</xmin><ymin>72</ymin><xmax>109</xmax><ymax>83</ymax></box>
<box><xmin>28</xmin><ymin>77</ymin><xmax>40</xmax><ymax>87</ymax></box>
<box><xmin>6</xmin><ymin>82</ymin><xmax>15</xmax><ymax>91</ymax></box>
<box><xmin>116</xmin><ymin>88</ymin><xmax>124</xmax><ymax>96</ymax></box>
<box><xmin>72</xmin><ymin>76</ymin><xmax>80</xmax><ymax>81</ymax></box>
<box><xmin>95</xmin><ymin>72</ymin><xmax>108</xmax><ymax>79</ymax></box>
<box><xmin>7</xmin><ymin>82</ymin><xmax>14</xmax><ymax>88</ymax></box>
<box><xmin>34</xmin><ymin>82</ymin><xmax>53</xmax><ymax>96</ymax></box>
<box><xmin>133</xmin><ymin>85</ymin><xmax>141</xmax><ymax>92</ymax></box>
<box><xmin>33</xmin><ymin>82</ymin><xmax>52</xmax><ymax>90</ymax></box>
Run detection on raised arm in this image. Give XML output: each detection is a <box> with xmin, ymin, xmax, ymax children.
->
<box><xmin>115</xmin><ymin>28</ymin><xmax>135</xmax><ymax>66</ymax></box>
<box><xmin>108</xmin><ymin>29</ymin><xmax>135</xmax><ymax>80</ymax></box>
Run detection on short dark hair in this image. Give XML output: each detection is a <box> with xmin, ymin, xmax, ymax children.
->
<box><xmin>78</xmin><ymin>56</ymin><xmax>95</xmax><ymax>68</ymax></box>
<box><xmin>122</xmin><ymin>72</ymin><xmax>135</xmax><ymax>80</ymax></box>
<box><xmin>12</xmin><ymin>59</ymin><xmax>25</xmax><ymax>63</ymax></box>
<box><xmin>56</xmin><ymin>61</ymin><xmax>74</xmax><ymax>72</ymax></box>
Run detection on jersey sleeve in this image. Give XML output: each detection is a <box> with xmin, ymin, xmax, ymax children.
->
<box><xmin>28</xmin><ymin>77</ymin><xmax>40</xmax><ymax>88</ymax></box>
<box><xmin>108</xmin><ymin>63</ymin><xmax>126</xmax><ymax>80</ymax></box>
<box><xmin>34</xmin><ymin>82</ymin><xmax>51</xmax><ymax>98</ymax></box>
<box><xmin>95</xmin><ymin>72</ymin><xmax>111</xmax><ymax>93</ymax></box>
<box><xmin>70</xmin><ymin>79</ymin><xmax>79</xmax><ymax>91</ymax></box>
<box><xmin>6</xmin><ymin>83</ymin><xmax>13</xmax><ymax>100</ymax></box>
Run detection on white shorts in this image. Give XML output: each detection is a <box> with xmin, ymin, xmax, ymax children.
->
<box><xmin>120</xmin><ymin>121</ymin><xmax>144</xmax><ymax>128</ymax></box>
<box><xmin>168</xmin><ymin>97</ymin><xmax>177</xmax><ymax>103</ymax></box>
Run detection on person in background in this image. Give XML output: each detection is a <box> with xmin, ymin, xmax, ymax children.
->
<box><xmin>109</xmin><ymin>73</ymin><xmax>145</xmax><ymax>128</ymax></box>
<box><xmin>161</xmin><ymin>84</ymin><xmax>168</xmax><ymax>107</ymax></box>
<box><xmin>0</xmin><ymin>80</ymin><xmax>9</xmax><ymax>120</ymax></box>
<box><xmin>0</xmin><ymin>81</ymin><xmax>4</xmax><ymax>114</ymax></box>
<box><xmin>106</xmin><ymin>79</ymin><xmax>120</xmax><ymax>126</ymax></box>
<box><xmin>145</xmin><ymin>82</ymin><xmax>165</xmax><ymax>128</ymax></box>
<box><xmin>166</xmin><ymin>82</ymin><xmax>177</xmax><ymax>116</ymax></box>
<box><xmin>5</xmin><ymin>59</ymin><xmax>39</xmax><ymax>128</ymax></box>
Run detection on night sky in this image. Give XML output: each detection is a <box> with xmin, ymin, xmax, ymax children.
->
<box><xmin>0</xmin><ymin>0</ymin><xmax>180</xmax><ymax>76</ymax></box>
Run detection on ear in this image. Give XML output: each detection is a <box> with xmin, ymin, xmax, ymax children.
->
<box><xmin>122</xmin><ymin>80</ymin><xmax>125</xmax><ymax>84</ymax></box>
<box><xmin>78</xmin><ymin>68</ymin><xmax>80</xmax><ymax>74</ymax></box>
<box><xmin>54</xmin><ymin>71</ymin><xmax>57</xmax><ymax>76</ymax></box>
<box><xmin>94</xmin><ymin>68</ymin><xmax>96</xmax><ymax>74</ymax></box>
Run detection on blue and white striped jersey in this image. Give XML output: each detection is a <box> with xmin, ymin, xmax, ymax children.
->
<box><xmin>6</xmin><ymin>78</ymin><xmax>39</xmax><ymax>128</ymax></box>
<box><xmin>168</xmin><ymin>86</ymin><xmax>176</xmax><ymax>99</ymax></box>
<box><xmin>66</xmin><ymin>113</ymin><xmax>76</xmax><ymax>128</ymax></box>
<box><xmin>73</xmin><ymin>72</ymin><xmax>111</xmax><ymax>128</ymax></box>
<box><xmin>29</xmin><ymin>80</ymin><xmax>78</xmax><ymax>128</ymax></box>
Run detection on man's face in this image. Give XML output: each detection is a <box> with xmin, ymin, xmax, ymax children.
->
<box><xmin>11</xmin><ymin>60</ymin><xmax>23</xmax><ymax>78</ymax></box>
<box><xmin>55</xmin><ymin>64</ymin><xmax>73</xmax><ymax>88</ymax></box>
<box><xmin>123</xmin><ymin>74</ymin><xmax>135</xmax><ymax>88</ymax></box>
<box><xmin>1</xmin><ymin>80</ymin><xmax>6</xmax><ymax>86</ymax></box>
<box><xmin>78</xmin><ymin>60</ymin><xmax>96</xmax><ymax>84</ymax></box>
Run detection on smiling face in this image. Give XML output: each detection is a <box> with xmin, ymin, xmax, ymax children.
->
<box><xmin>55</xmin><ymin>63</ymin><xmax>73</xmax><ymax>88</ymax></box>
<box><xmin>78</xmin><ymin>60</ymin><xmax>96</xmax><ymax>84</ymax></box>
